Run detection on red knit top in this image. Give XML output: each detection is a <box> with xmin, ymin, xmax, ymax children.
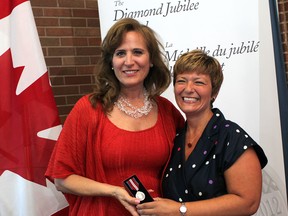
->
<box><xmin>45</xmin><ymin>95</ymin><xmax>184</xmax><ymax>216</ymax></box>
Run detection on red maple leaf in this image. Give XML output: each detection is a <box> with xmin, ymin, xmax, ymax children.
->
<box><xmin>0</xmin><ymin>49</ymin><xmax>60</xmax><ymax>186</ymax></box>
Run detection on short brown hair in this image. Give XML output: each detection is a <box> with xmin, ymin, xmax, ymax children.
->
<box><xmin>173</xmin><ymin>49</ymin><xmax>223</xmax><ymax>97</ymax></box>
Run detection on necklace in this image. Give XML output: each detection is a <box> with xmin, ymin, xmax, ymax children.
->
<box><xmin>186</xmin><ymin>132</ymin><xmax>201</xmax><ymax>148</ymax></box>
<box><xmin>114</xmin><ymin>89</ymin><xmax>153</xmax><ymax>118</ymax></box>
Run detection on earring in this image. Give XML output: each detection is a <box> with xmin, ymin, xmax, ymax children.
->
<box><xmin>210</xmin><ymin>97</ymin><xmax>215</xmax><ymax>108</ymax></box>
<box><xmin>112</xmin><ymin>67</ymin><xmax>114</xmax><ymax>70</ymax></box>
<box><xmin>150</xmin><ymin>64</ymin><xmax>153</xmax><ymax>67</ymax></box>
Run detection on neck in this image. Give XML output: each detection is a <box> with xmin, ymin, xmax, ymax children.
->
<box><xmin>185</xmin><ymin>110</ymin><xmax>213</xmax><ymax>151</ymax></box>
<box><xmin>119</xmin><ymin>88</ymin><xmax>147</xmax><ymax>104</ymax></box>
<box><xmin>120</xmin><ymin>86</ymin><xmax>146</xmax><ymax>100</ymax></box>
<box><xmin>186</xmin><ymin>109</ymin><xmax>213</xmax><ymax>132</ymax></box>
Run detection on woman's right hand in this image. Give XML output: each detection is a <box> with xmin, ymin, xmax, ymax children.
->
<box><xmin>112</xmin><ymin>186</ymin><xmax>141</xmax><ymax>216</ymax></box>
<box><xmin>55</xmin><ymin>175</ymin><xmax>140</xmax><ymax>216</ymax></box>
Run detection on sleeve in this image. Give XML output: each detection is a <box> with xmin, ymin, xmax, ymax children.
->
<box><xmin>45</xmin><ymin>95</ymin><xmax>94</xmax><ymax>182</ymax></box>
<box><xmin>221</xmin><ymin>121</ymin><xmax>268</xmax><ymax>171</ymax></box>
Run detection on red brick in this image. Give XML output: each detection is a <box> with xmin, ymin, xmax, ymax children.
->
<box><xmin>74</xmin><ymin>27</ymin><xmax>99</xmax><ymax>36</ymax></box>
<box><xmin>65</xmin><ymin>75</ymin><xmax>92</xmax><ymax>85</ymax></box>
<box><xmin>72</xmin><ymin>9</ymin><xmax>98</xmax><ymax>17</ymax></box>
<box><xmin>46</xmin><ymin>27</ymin><xmax>74</xmax><ymax>36</ymax></box>
<box><xmin>62</xmin><ymin>56</ymin><xmax>90</xmax><ymax>65</ymax></box>
<box><xmin>48</xmin><ymin>47</ymin><xmax>75</xmax><ymax>56</ymax></box>
<box><xmin>50</xmin><ymin>76</ymin><xmax>65</xmax><ymax>85</ymax></box>
<box><xmin>45</xmin><ymin>57</ymin><xmax>62</xmax><ymax>66</ymax></box>
<box><xmin>58</xmin><ymin>0</ymin><xmax>85</xmax><ymax>8</ymax></box>
<box><xmin>52</xmin><ymin>86</ymin><xmax>80</xmax><ymax>96</ymax></box>
<box><xmin>44</xmin><ymin>8</ymin><xmax>72</xmax><ymax>17</ymax></box>
<box><xmin>75</xmin><ymin>47</ymin><xmax>99</xmax><ymax>56</ymax></box>
<box><xmin>80</xmin><ymin>85</ymin><xmax>94</xmax><ymax>94</ymax></box>
<box><xmin>66</xmin><ymin>95</ymin><xmax>83</xmax><ymax>104</ymax></box>
<box><xmin>30</xmin><ymin>0</ymin><xmax>58</xmax><ymax>7</ymax></box>
<box><xmin>49</xmin><ymin>67</ymin><xmax>77</xmax><ymax>75</ymax></box>
<box><xmin>35</xmin><ymin>17</ymin><xmax>59</xmax><ymax>26</ymax></box>
<box><xmin>57</xmin><ymin>105</ymin><xmax>74</xmax><ymax>116</ymax></box>
<box><xmin>61</xmin><ymin>38</ymin><xmax>88</xmax><ymax>46</ymax></box>
<box><xmin>40</xmin><ymin>38</ymin><xmax>60</xmax><ymax>46</ymax></box>
<box><xmin>86</xmin><ymin>1</ymin><xmax>98</xmax><ymax>9</ymax></box>
<box><xmin>53</xmin><ymin>96</ymin><xmax>67</xmax><ymax>106</ymax></box>
<box><xmin>60</xmin><ymin>18</ymin><xmax>87</xmax><ymax>27</ymax></box>
<box><xmin>76</xmin><ymin>65</ymin><xmax>96</xmax><ymax>74</ymax></box>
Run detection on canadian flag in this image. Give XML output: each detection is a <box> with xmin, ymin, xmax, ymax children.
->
<box><xmin>0</xmin><ymin>0</ymin><xmax>68</xmax><ymax>215</ymax></box>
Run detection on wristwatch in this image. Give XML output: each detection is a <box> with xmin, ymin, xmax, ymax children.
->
<box><xmin>179</xmin><ymin>202</ymin><xmax>187</xmax><ymax>215</ymax></box>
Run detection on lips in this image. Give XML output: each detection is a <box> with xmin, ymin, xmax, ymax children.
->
<box><xmin>123</xmin><ymin>70</ymin><xmax>138</xmax><ymax>74</ymax></box>
<box><xmin>183</xmin><ymin>97</ymin><xmax>198</xmax><ymax>102</ymax></box>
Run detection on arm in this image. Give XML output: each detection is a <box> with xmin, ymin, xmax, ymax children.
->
<box><xmin>55</xmin><ymin>175</ymin><xmax>140</xmax><ymax>216</ymax></box>
<box><xmin>137</xmin><ymin>148</ymin><xmax>262</xmax><ymax>216</ymax></box>
<box><xmin>47</xmin><ymin>97</ymin><xmax>140</xmax><ymax>215</ymax></box>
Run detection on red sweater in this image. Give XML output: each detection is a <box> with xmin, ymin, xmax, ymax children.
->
<box><xmin>45</xmin><ymin>95</ymin><xmax>184</xmax><ymax>215</ymax></box>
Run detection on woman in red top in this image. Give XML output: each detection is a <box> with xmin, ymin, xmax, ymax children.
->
<box><xmin>45</xmin><ymin>18</ymin><xmax>184</xmax><ymax>216</ymax></box>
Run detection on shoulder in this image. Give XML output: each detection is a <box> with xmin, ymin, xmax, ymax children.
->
<box><xmin>72</xmin><ymin>94</ymin><xmax>102</xmax><ymax>113</ymax></box>
<box><xmin>212</xmin><ymin>108</ymin><xmax>267</xmax><ymax>169</ymax></box>
<box><xmin>211</xmin><ymin>110</ymin><xmax>251</xmax><ymax>147</ymax></box>
<box><xmin>210</xmin><ymin>109</ymin><xmax>254</xmax><ymax>154</ymax></box>
<box><xmin>157</xmin><ymin>96</ymin><xmax>182</xmax><ymax>116</ymax></box>
<box><xmin>65</xmin><ymin>94</ymin><xmax>103</xmax><ymax>126</ymax></box>
<box><xmin>73</xmin><ymin>94</ymin><xmax>92</xmax><ymax>110</ymax></box>
<box><xmin>156</xmin><ymin>96</ymin><xmax>177</xmax><ymax>110</ymax></box>
<box><xmin>156</xmin><ymin>95</ymin><xmax>171</xmax><ymax>104</ymax></box>
<box><xmin>211</xmin><ymin>108</ymin><xmax>244</xmax><ymax>133</ymax></box>
<box><xmin>157</xmin><ymin>96</ymin><xmax>185</xmax><ymax>128</ymax></box>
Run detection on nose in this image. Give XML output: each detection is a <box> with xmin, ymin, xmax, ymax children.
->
<box><xmin>185</xmin><ymin>81</ymin><xmax>195</xmax><ymax>92</ymax></box>
<box><xmin>124</xmin><ymin>53</ymin><xmax>134</xmax><ymax>66</ymax></box>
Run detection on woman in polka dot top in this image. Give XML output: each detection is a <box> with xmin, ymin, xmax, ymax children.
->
<box><xmin>136</xmin><ymin>49</ymin><xmax>268</xmax><ymax>216</ymax></box>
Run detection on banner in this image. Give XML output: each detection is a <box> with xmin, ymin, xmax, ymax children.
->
<box><xmin>256</xmin><ymin>0</ymin><xmax>288</xmax><ymax>215</ymax></box>
<box><xmin>98</xmin><ymin>0</ymin><xmax>260</xmax><ymax>138</ymax></box>
<box><xmin>0</xmin><ymin>0</ymin><xmax>68</xmax><ymax>215</ymax></box>
<box><xmin>98</xmin><ymin>0</ymin><xmax>288</xmax><ymax>214</ymax></box>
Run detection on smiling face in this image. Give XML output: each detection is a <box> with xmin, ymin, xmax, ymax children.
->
<box><xmin>173</xmin><ymin>50</ymin><xmax>223</xmax><ymax>118</ymax></box>
<box><xmin>174</xmin><ymin>71</ymin><xmax>213</xmax><ymax>117</ymax></box>
<box><xmin>112</xmin><ymin>31</ymin><xmax>152</xmax><ymax>90</ymax></box>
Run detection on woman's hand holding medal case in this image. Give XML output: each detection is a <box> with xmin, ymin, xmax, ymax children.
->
<box><xmin>123</xmin><ymin>175</ymin><xmax>154</xmax><ymax>203</ymax></box>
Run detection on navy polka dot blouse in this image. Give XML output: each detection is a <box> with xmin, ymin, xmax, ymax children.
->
<box><xmin>162</xmin><ymin>108</ymin><xmax>268</xmax><ymax>202</ymax></box>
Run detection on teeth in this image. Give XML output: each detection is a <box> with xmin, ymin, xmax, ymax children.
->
<box><xmin>125</xmin><ymin>70</ymin><xmax>137</xmax><ymax>74</ymax></box>
<box><xmin>183</xmin><ymin>97</ymin><xmax>198</xmax><ymax>102</ymax></box>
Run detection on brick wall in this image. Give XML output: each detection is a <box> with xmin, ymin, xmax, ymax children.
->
<box><xmin>278</xmin><ymin>0</ymin><xmax>288</xmax><ymax>84</ymax></box>
<box><xmin>30</xmin><ymin>0</ymin><xmax>288</xmax><ymax>124</ymax></box>
<box><xmin>30</xmin><ymin>0</ymin><xmax>101</xmax><ymax>124</ymax></box>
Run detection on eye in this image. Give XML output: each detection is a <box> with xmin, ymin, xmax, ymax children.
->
<box><xmin>195</xmin><ymin>81</ymin><xmax>205</xmax><ymax>85</ymax></box>
<box><xmin>175</xmin><ymin>78</ymin><xmax>186</xmax><ymax>83</ymax></box>
<box><xmin>133</xmin><ymin>49</ymin><xmax>144</xmax><ymax>56</ymax></box>
<box><xmin>114</xmin><ymin>50</ymin><xmax>126</xmax><ymax>57</ymax></box>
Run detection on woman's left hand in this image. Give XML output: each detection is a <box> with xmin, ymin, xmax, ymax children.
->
<box><xmin>136</xmin><ymin>198</ymin><xmax>179</xmax><ymax>216</ymax></box>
